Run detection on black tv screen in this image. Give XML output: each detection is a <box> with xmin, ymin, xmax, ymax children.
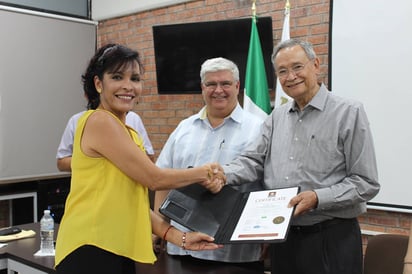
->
<box><xmin>153</xmin><ymin>17</ymin><xmax>274</xmax><ymax>94</ymax></box>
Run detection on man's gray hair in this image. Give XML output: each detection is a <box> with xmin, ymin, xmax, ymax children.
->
<box><xmin>200</xmin><ymin>57</ymin><xmax>240</xmax><ymax>83</ymax></box>
<box><xmin>271</xmin><ymin>39</ymin><xmax>317</xmax><ymax>67</ymax></box>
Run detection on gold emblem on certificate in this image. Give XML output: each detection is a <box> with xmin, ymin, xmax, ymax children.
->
<box><xmin>273</xmin><ymin>216</ymin><xmax>285</xmax><ymax>224</ymax></box>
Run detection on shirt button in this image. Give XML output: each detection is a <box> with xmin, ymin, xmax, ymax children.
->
<box><xmin>298</xmin><ymin>119</ymin><xmax>302</xmax><ymax>123</ymax></box>
<box><xmin>289</xmin><ymin>156</ymin><xmax>294</xmax><ymax>160</ymax></box>
<box><xmin>294</xmin><ymin>137</ymin><xmax>298</xmax><ymax>141</ymax></box>
<box><xmin>285</xmin><ymin>176</ymin><xmax>289</xmax><ymax>180</ymax></box>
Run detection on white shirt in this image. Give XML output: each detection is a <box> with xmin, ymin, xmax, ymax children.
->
<box><xmin>56</xmin><ymin>111</ymin><xmax>154</xmax><ymax>159</ymax></box>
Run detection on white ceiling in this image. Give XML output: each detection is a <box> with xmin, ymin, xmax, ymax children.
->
<box><xmin>91</xmin><ymin>0</ymin><xmax>193</xmax><ymax>21</ymax></box>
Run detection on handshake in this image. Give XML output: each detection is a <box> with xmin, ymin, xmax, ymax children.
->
<box><xmin>198</xmin><ymin>163</ymin><xmax>226</xmax><ymax>194</ymax></box>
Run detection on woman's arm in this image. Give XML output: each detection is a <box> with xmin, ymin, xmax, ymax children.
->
<box><xmin>150</xmin><ymin>210</ymin><xmax>222</xmax><ymax>251</ymax></box>
<box><xmin>81</xmin><ymin>111</ymin><xmax>224</xmax><ymax>191</ymax></box>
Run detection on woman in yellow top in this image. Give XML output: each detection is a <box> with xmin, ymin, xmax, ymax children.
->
<box><xmin>55</xmin><ymin>44</ymin><xmax>224</xmax><ymax>274</ymax></box>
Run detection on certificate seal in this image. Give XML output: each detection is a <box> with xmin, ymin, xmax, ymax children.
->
<box><xmin>273</xmin><ymin>216</ymin><xmax>285</xmax><ymax>224</ymax></box>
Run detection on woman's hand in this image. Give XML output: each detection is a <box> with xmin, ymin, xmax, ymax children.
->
<box><xmin>183</xmin><ymin>231</ymin><xmax>223</xmax><ymax>251</ymax></box>
<box><xmin>157</xmin><ymin>220</ymin><xmax>223</xmax><ymax>252</ymax></box>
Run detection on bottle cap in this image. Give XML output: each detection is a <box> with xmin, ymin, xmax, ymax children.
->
<box><xmin>44</xmin><ymin>209</ymin><xmax>50</xmax><ymax>214</ymax></box>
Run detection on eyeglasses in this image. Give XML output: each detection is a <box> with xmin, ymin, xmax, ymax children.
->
<box><xmin>203</xmin><ymin>81</ymin><xmax>233</xmax><ymax>91</ymax></box>
<box><xmin>276</xmin><ymin>59</ymin><xmax>313</xmax><ymax>79</ymax></box>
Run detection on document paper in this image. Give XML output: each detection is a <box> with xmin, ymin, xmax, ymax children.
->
<box><xmin>230</xmin><ymin>187</ymin><xmax>298</xmax><ymax>242</ymax></box>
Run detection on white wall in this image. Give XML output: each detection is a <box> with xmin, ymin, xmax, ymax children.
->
<box><xmin>91</xmin><ymin>0</ymin><xmax>193</xmax><ymax>21</ymax></box>
<box><xmin>332</xmin><ymin>0</ymin><xmax>412</xmax><ymax>211</ymax></box>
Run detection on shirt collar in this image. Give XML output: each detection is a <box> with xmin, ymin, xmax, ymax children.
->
<box><xmin>288</xmin><ymin>83</ymin><xmax>329</xmax><ymax>113</ymax></box>
<box><xmin>308</xmin><ymin>83</ymin><xmax>329</xmax><ymax>111</ymax></box>
<box><xmin>198</xmin><ymin>103</ymin><xmax>242</xmax><ymax>124</ymax></box>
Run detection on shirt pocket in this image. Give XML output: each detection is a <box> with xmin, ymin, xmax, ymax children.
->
<box><xmin>302</xmin><ymin>138</ymin><xmax>340</xmax><ymax>176</ymax></box>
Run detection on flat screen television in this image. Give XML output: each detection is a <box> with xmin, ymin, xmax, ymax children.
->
<box><xmin>152</xmin><ymin>17</ymin><xmax>274</xmax><ymax>94</ymax></box>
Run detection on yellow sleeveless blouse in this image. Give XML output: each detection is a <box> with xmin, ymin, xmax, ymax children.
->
<box><xmin>55</xmin><ymin>110</ymin><xmax>156</xmax><ymax>266</ymax></box>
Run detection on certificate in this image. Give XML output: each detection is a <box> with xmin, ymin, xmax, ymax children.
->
<box><xmin>230</xmin><ymin>188</ymin><xmax>298</xmax><ymax>242</ymax></box>
<box><xmin>159</xmin><ymin>184</ymin><xmax>299</xmax><ymax>243</ymax></box>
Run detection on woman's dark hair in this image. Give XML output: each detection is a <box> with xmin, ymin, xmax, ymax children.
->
<box><xmin>82</xmin><ymin>44</ymin><xmax>144</xmax><ymax>110</ymax></box>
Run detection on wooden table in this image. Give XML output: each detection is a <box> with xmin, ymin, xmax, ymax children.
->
<box><xmin>0</xmin><ymin>223</ymin><xmax>55</xmax><ymax>273</ymax></box>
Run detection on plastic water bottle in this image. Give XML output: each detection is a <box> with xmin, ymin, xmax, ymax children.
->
<box><xmin>40</xmin><ymin>209</ymin><xmax>54</xmax><ymax>254</ymax></box>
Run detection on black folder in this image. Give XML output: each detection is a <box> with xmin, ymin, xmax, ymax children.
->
<box><xmin>159</xmin><ymin>184</ymin><xmax>299</xmax><ymax>244</ymax></box>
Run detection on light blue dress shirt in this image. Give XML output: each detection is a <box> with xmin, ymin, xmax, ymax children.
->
<box><xmin>156</xmin><ymin>103</ymin><xmax>264</xmax><ymax>262</ymax></box>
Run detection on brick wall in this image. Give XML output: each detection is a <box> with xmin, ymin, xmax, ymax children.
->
<box><xmin>97</xmin><ymin>0</ymin><xmax>331</xmax><ymax>155</ymax></box>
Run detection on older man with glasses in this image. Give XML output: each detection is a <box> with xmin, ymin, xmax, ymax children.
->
<box><xmin>222</xmin><ymin>39</ymin><xmax>380</xmax><ymax>274</ymax></box>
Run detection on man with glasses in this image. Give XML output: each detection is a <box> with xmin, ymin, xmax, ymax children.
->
<box><xmin>222</xmin><ymin>39</ymin><xmax>380</xmax><ymax>274</ymax></box>
<box><xmin>154</xmin><ymin>57</ymin><xmax>265</xmax><ymax>270</ymax></box>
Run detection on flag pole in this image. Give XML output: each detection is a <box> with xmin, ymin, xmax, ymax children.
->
<box><xmin>285</xmin><ymin>0</ymin><xmax>290</xmax><ymax>17</ymax></box>
<box><xmin>274</xmin><ymin>0</ymin><xmax>293</xmax><ymax>107</ymax></box>
<box><xmin>251</xmin><ymin>0</ymin><xmax>256</xmax><ymax>21</ymax></box>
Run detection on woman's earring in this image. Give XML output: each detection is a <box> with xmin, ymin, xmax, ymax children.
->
<box><xmin>97</xmin><ymin>89</ymin><xmax>102</xmax><ymax>94</ymax></box>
